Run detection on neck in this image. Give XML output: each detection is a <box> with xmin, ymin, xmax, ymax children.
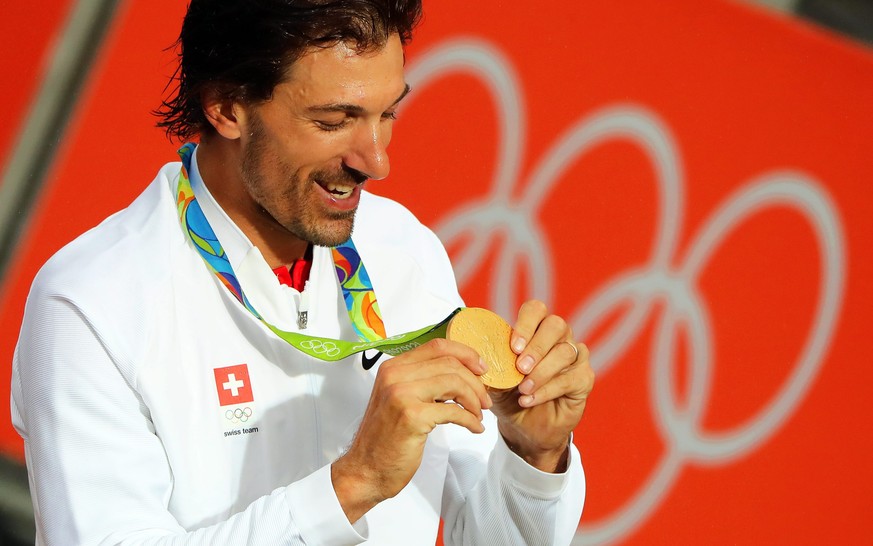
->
<box><xmin>196</xmin><ymin>136</ymin><xmax>309</xmax><ymax>266</ymax></box>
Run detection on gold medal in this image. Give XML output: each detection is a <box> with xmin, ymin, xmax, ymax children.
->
<box><xmin>447</xmin><ymin>307</ymin><xmax>525</xmax><ymax>389</ymax></box>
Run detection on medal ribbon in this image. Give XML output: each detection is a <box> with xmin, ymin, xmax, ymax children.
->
<box><xmin>175</xmin><ymin>143</ymin><xmax>459</xmax><ymax>361</ymax></box>
<box><xmin>332</xmin><ymin>240</ymin><xmax>386</xmax><ymax>341</ymax></box>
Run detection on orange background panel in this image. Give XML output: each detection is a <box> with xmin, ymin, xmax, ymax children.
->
<box><xmin>0</xmin><ymin>0</ymin><xmax>183</xmax><ymax>460</ymax></box>
<box><xmin>0</xmin><ymin>1</ymin><xmax>74</xmax><ymax>167</ymax></box>
<box><xmin>1</xmin><ymin>0</ymin><xmax>872</xmax><ymax>543</ymax></box>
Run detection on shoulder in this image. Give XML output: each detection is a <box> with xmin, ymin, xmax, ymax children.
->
<box><xmin>352</xmin><ymin>191</ymin><xmax>464</xmax><ymax>328</ymax></box>
<box><xmin>34</xmin><ymin>163</ymin><xmax>182</xmax><ymax>295</ymax></box>
<box><xmin>354</xmin><ymin>190</ymin><xmax>454</xmax><ymax>276</ymax></box>
<box><xmin>355</xmin><ymin>190</ymin><xmax>431</xmax><ymax>240</ymax></box>
<box><xmin>27</xmin><ymin>163</ymin><xmax>186</xmax><ymax>359</ymax></box>
<box><xmin>354</xmin><ymin>190</ymin><xmax>449</xmax><ymax>261</ymax></box>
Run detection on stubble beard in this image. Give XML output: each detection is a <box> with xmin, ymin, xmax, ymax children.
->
<box><xmin>240</xmin><ymin>115</ymin><xmax>358</xmax><ymax>248</ymax></box>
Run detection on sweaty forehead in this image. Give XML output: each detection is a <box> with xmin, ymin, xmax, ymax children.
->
<box><xmin>279</xmin><ymin>34</ymin><xmax>405</xmax><ymax>104</ymax></box>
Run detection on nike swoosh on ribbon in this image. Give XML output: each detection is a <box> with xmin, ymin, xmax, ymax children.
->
<box><xmin>361</xmin><ymin>350</ymin><xmax>384</xmax><ymax>370</ymax></box>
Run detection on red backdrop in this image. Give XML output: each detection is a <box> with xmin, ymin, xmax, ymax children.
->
<box><xmin>2</xmin><ymin>0</ymin><xmax>872</xmax><ymax>543</ymax></box>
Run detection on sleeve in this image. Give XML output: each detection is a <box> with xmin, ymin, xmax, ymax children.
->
<box><xmin>11</xmin><ymin>292</ymin><xmax>366</xmax><ymax>546</ymax></box>
<box><xmin>440</xmin><ymin>413</ymin><xmax>586</xmax><ymax>545</ymax></box>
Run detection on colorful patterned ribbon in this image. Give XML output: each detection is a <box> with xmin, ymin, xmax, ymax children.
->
<box><xmin>332</xmin><ymin>241</ymin><xmax>386</xmax><ymax>341</ymax></box>
<box><xmin>175</xmin><ymin>143</ymin><xmax>457</xmax><ymax>361</ymax></box>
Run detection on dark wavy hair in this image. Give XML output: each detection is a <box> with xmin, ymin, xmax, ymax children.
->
<box><xmin>155</xmin><ymin>0</ymin><xmax>423</xmax><ymax>141</ymax></box>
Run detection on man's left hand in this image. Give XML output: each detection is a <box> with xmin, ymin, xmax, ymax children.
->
<box><xmin>489</xmin><ymin>300</ymin><xmax>595</xmax><ymax>473</ymax></box>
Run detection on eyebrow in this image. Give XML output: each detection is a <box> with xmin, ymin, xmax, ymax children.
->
<box><xmin>307</xmin><ymin>83</ymin><xmax>412</xmax><ymax>115</ymax></box>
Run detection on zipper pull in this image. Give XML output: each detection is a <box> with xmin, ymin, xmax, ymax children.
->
<box><xmin>297</xmin><ymin>281</ymin><xmax>310</xmax><ymax>330</ymax></box>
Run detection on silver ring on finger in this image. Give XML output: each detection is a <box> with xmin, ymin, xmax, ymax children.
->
<box><xmin>562</xmin><ymin>341</ymin><xmax>579</xmax><ymax>362</ymax></box>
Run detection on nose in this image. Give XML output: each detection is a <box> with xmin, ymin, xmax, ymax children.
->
<box><xmin>343</xmin><ymin>120</ymin><xmax>391</xmax><ymax>181</ymax></box>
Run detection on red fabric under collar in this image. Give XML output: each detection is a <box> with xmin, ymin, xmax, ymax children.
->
<box><xmin>272</xmin><ymin>256</ymin><xmax>312</xmax><ymax>292</ymax></box>
<box><xmin>273</xmin><ymin>245</ymin><xmax>312</xmax><ymax>292</ymax></box>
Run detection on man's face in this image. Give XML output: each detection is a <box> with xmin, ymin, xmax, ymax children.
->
<box><xmin>236</xmin><ymin>33</ymin><xmax>407</xmax><ymax>247</ymax></box>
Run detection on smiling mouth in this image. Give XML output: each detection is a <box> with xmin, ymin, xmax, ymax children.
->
<box><xmin>318</xmin><ymin>180</ymin><xmax>356</xmax><ymax>200</ymax></box>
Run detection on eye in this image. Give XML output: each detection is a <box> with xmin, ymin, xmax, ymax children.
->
<box><xmin>315</xmin><ymin>119</ymin><xmax>350</xmax><ymax>132</ymax></box>
<box><xmin>382</xmin><ymin>110</ymin><xmax>398</xmax><ymax>122</ymax></box>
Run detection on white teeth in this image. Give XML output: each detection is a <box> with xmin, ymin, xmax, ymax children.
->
<box><xmin>324</xmin><ymin>182</ymin><xmax>353</xmax><ymax>199</ymax></box>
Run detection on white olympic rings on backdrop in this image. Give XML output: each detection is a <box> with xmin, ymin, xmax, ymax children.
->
<box><xmin>405</xmin><ymin>39</ymin><xmax>846</xmax><ymax>545</ymax></box>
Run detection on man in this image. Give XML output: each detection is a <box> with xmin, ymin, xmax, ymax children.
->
<box><xmin>11</xmin><ymin>0</ymin><xmax>594</xmax><ymax>544</ymax></box>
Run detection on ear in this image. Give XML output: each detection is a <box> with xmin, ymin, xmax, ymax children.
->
<box><xmin>202</xmin><ymin>89</ymin><xmax>245</xmax><ymax>140</ymax></box>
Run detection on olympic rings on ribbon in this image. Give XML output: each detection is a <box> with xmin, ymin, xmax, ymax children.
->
<box><xmin>299</xmin><ymin>339</ymin><xmax>342</xmax><ymax>358</ymax></box>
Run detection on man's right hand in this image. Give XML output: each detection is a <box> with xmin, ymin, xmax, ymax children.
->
<box><xmin>331</xmin><ymin>338</ymin><xmax>491</xmax><ymax>523</ymax></box>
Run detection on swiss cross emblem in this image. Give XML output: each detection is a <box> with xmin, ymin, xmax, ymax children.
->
<box><xmin>213</xmin><ymin>364</ymin><xmax>254</xmax><ymax>406</ymax></box>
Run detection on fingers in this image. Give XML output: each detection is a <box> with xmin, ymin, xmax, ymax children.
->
<box><xmin>394</xmin><ymin>337</ymin><xmax>487</xmax><ymax>377</ymax></box>
<box><xmin>512</xmin><ymin>300</ymin><xmax>572</xmax><ymax>375</ymax></box>
<box><xmin>418</xmin><ymin>399</ymin><xmax>486</xmax><ymax>434</ymax></box>
<box><xmin>390</xmin><ymin>372</ymin><xmax>488</xmax><ymax>421</ymax></box>
<box><xmin>510</xmin><ymin>300</ymin><xmax>550</xmax><ymax>358</ymax></box>
<box><xmin>377</xmin><ymin>369</ymin><xmax>488</xmax><ymax>435</ymax></box>
<box><xmin>385</xmin><ymin>338</ymin><xmax>491</xmax><ymax>410</ymax></box>
<box><xmin>376</xmin><ymin>337</ymin><xmax>493</xmax><ymax>430</ymax></box>
<box><xmin>509</xmin><ymin>300</ymin><xmax>593</xmax><ymax>408</ymax></box>
<box><xmin>519</xmin><ymin>343</ymin><xmax>594</xmax><ymax>408</ymax></box>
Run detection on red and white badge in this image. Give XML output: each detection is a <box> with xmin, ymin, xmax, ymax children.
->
<box><xmin>213</xmin><ymin>364</ymin><xmax>254</xmax><ymax>406</ymax></box>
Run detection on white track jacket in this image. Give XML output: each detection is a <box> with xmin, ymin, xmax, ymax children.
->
<box><xmin>11</xmin><ymin>153</ymin><xmax>585</xmax><ymax>545</ymax></box>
